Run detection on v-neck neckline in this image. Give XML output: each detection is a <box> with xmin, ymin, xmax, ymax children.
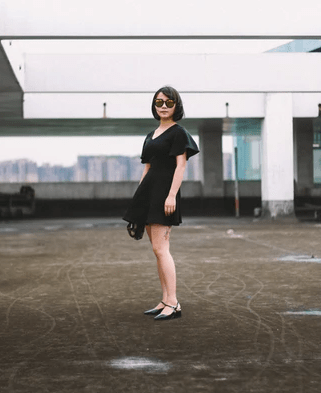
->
<box><xmin>151</xmin><ymin>124</ymin><xmax>177</xmax><ymax>140</ymax></box>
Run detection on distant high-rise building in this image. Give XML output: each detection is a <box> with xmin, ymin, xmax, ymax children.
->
<box><xmin>129</xmin><ymin>156</ymin><xmax>143</xmax><ymax>181</ymax></box>
<box><xmin>75</xmin><ymin>156</ymin><xmax>89</xmax><ymax>182</ymax></box>
<box><xmin>87</xmin><ymin>157</ymin><xmax>104</xmax><ymax>182</ymax></box>
<box><xmin>75</xmin><ymin>156</ymin><xmax>130</xmax><ymax>182</ymax></box>
<box><xmin>105</xmin><ymin>156</ymin><xmax>130</xmax><ymax>181</ymax></box>
<box><xmin>0</xmin><ymin>159</ymin><xmax>38</xmax><ymax>183</ymax></box>
<box><xmin>75</xmin><ymin>155</ymin><xmax>144</xmax><ymax>182</ymax></box>
<box><xmin>38</xmin><ymin>164</ymin><xmax>74</xmax><ymax>182</ymax></box>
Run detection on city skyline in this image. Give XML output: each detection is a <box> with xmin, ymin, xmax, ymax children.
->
<box><xmin>0</xmin><ymin>154</ymin><xmax>201</xmax><ymax>183</ymax></box>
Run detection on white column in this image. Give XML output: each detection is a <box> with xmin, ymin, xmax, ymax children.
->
<box><xmin>261</xmin><ymin>93</ymin><xmax>295</xmax><ymax>218</ymax></box>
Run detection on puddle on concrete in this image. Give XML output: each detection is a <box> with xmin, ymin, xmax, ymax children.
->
<box><xmin>277</xmin><ymin>255</ymin><xmax>321</xmax><ymax>263</ymax></box>
<box><xmin>282</xmin><ymin>311</ymin><xmax>321</xmax><ymax>316</ymax></box>
<box><xmin>109</xmin><ymin>357</ymin><xmax>171</xmax><ymax>372</ymax></box>
<box><xmin>44</xmin><ymin>225</ymin><xmax>64</xmax><ymax>231</ymax></box>
<box><xmin>69</xmin><ymin>357</ymin><xmax>171</xmax><ymax>373</ymax></box>
<box><xmin>226</xmin><ymin>229</ymin><xmax>244</xmax><ymax>238</ymax></box>
<box><xmin>0</xmin><ymin>227</ymin><xmax>17</xmax><ymax>232</ymax></box>
<box><xmin>74</xmin><ymin>223</ymin><xmax>94</xmax><ymax>229</ymax></box>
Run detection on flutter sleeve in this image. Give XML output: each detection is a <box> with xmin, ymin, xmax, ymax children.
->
<box><xmin>169</xmin><ymin>126</ymin><xmax>200</xmax><ymax>161</ymax></box>
<box><xmin>140</xmin><ymin>135</ymin><xmax>150</xmax><ymax>164</ymax></box>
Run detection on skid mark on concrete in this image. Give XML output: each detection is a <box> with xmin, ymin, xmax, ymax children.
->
<box><xmin>65</xmin><ymin>251</ymin><xmax>98</xmax><ymax>359</ymax></box>
<box><xmin>179</xmin><ymin>267</ymin><xmax>229</xmax><ymax>317</ymax></box>
<box><xmin>81</xmin><ymin>267</ymin><xmax>124</xmax><ymax>355</ymax></box>
<box><xmin>182</xmin><ymin>260</ymin><xmax>294</xmax><ymax>391</ymax></box>
<box><xmin>223</xmin><ymin>273</ymin><xmax>277</xmax><ymax>390</ymax></box>
<box><xmin>181</xmin><ymin>264</ymin><xmax>278</xmax><ymax>386</ymax></box>
<box><xmin>241</xmin><ymin>235</ymin><xmax>297</xmax><ymax>255</ymax></box>
<box><xmin>277</xmin><ymin>312</ymin><xmax>321</xmax><ymax>392</ymax></box>
<box><xmin>5</xmin><ymin>299</ymin><xmax>57</xmax><ymax>392</ymax></box>
<box><xmin>205</xmin><ymin>272</ymin><xmax>221</xmax><ymax>296</ymax></box>
<box><xmin>244</xmin><ymin>275</ymin><xmax>265</xmax><ymax>350</ymax></box>
<box><xmin>4</xmin><ymin>264</ymin><xmax>53</xmax><ymax>326</ymax></box>
<box><xmin>278</xmin><ymin>313</ymin><xmax>303</xmax><ymax>393</ymax></box>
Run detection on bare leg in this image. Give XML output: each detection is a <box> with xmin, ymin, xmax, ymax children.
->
<box><xmin>149</xmin><ymin>224</ymin><xmax>180</xmax><ymax>316</ymax></box>
<box><xmin>146</xmin><ymin>225</ymin><xmax>168</xmax><ymax>310</ymax></box>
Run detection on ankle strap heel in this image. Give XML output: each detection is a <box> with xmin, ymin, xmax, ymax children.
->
<box><xmin>154</xmin><ymin>302</ymin><xmax>182</xmax><ymax>321</ymax></box>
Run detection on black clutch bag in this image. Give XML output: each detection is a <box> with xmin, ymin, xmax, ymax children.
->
<box><xmin>127</xmin><ymin>222</ymin><xmax>145</xmax><ymax>240</ymax></box>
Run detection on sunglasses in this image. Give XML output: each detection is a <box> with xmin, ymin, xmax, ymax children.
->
<box><xmin>154</xmin><ymin>99</ymin><xmax>175</xmax><ymax>108</ymax></box>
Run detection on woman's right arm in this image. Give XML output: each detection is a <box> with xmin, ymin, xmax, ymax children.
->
<box><xmin>139</xmin><ymin>163</ymin><xmax>151</xmax><ymax>184</ymax></box>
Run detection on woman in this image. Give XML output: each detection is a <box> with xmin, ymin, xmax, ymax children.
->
<box><xmin>123</xmin><ymin>86</ymin><xmax>199</xmax><ymax>321</ymax></box>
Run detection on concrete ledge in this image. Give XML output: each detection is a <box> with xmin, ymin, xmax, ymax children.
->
<box><xmin>2</xmin><ymin>182</ymin><xmax>321</xmax><ymax>200</ymax></box>
<box><xmin>0</xmin><ymin>181</ymin><xmax>258</xmax><ymax>199</ymax></box>
<box><xmin>224</xmin><ymin>180</ymin><xmax>261</xmax><ymax>197</ymax></box>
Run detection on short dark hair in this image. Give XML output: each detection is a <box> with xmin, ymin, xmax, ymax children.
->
<box><xmin>151</xmin><ymin>86</ymin><xmax>184</xmax><ymax>121</ymax></box>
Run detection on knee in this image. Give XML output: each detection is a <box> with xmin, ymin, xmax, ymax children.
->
<box><xmin>152</xmin><ymin>244</ymin><xmax>167</xmax><ymax>259</ymax></box>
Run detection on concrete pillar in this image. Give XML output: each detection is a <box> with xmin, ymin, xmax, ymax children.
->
<box><xmin>261</xmin><ymin>93</ymin><xmax>295</xmax><ymax>218</ymax></box>
<box><xmin>198</xmin><ymin>119</ymin><xmax>224</xmax><ymax>197</ymax></box>
<box><xmin>293</xmin><ymin>118</ymin><xmax>314</xmax><ymax>196</ymax></box>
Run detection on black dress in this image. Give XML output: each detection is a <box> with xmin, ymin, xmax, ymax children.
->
<box><xmin>123</xmin><ymin>124</ymin><xmax>199</xmax><ymax>232</ymax></box>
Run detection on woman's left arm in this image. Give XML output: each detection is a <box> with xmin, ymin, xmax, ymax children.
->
<box><xmin>164</xmin><ymin>152</ymin><xmax>187</xmax><ymax>216</ymax></box>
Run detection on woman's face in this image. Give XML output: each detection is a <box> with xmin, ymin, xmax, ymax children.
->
<box><xmin>155</xmin><ymin>92</ymin><xmax>176</xmax><ymax>121</ymax></box>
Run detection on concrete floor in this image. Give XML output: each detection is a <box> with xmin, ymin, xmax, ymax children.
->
<box><xmin>0</xmin><ymin>217</ymin><xmax>321</xmax><ymax>393</ymax></box>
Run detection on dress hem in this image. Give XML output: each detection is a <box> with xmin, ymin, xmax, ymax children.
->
<box><xmin>122</xmin><ymin>217</ymin><xmax>181</xmax><ymax>227</ymax></box>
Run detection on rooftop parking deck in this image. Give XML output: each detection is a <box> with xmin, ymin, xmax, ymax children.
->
<box><xmin>0</xmin><ymin>217</ymin><xmax>320</xmax><ymax>392</ymax></box>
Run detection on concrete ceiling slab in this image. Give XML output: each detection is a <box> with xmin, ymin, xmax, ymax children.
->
<box><xmin>1</xmin><ymin>0</ymin><xmax>321</xmax><ymax>38</ymax></box>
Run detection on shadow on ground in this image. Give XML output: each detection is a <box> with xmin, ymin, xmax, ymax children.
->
<box><xmin>0</xmin><ymin>217</ymin><xmax>321</xmax><ymax>392</ymax></box>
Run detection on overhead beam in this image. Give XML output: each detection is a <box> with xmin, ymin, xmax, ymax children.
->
<box><xmin>23</xmin><ymin>92</ymin><xmax>321</xmax><ymax>119</ymax></box>
<box><xmin>1</xmin><ymin>0</ymin><xmax>321</xmax><ymax>39</ymax></box>
<box><xmin>24</xmin><ymin>53</ymin><xmax>321</xmax><ymax>93</ymax></box>
<box><xmin>0</xmin><ymin>118</ymin><xmax>201</xmax><ymax>137</ymax></box>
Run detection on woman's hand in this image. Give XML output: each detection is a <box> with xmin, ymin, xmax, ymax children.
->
<box><xmin>164</xmin><ymin>152</ymin><xmax>186</xmax><ymax>216</ymax></box>
<box><xmin>164</xmin><ymin>194</ymin><xmax>176</xmax><ymax>216</ymax></box>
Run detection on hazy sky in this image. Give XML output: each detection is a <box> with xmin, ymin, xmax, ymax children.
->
<box><xmin>1</xmin><ymin>136</ymin><xmax>147</xmax><ymax>166</ymax></box>
<box><xmin>1</xmin><ymin>134</ymin><xmax>226</xmax><ymax>166</ymax></box>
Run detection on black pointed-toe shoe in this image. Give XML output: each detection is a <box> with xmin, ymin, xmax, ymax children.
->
<box><xmin>144</xmin><ymin>301</ymin><xmax>165</xmax><ymax>316</ymax></box>
<box><xmin>154</xmin><ymin>302</ymin><xmax>181</xmax><ymax>321</ymax></box>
